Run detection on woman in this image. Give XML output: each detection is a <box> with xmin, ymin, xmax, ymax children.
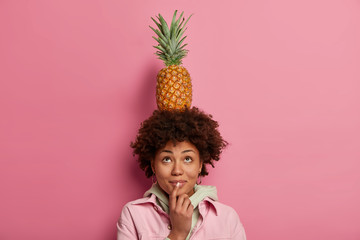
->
<box><xmin>117</xmin><ymin>107</ymin><xmax>246</xmax><ymax>239</ymax></box>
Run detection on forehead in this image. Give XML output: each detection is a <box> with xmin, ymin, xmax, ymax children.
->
<box><xmin>159</xmin><ymin>140</ymin><xmax>198</xmax><ymax>153</ymax></box>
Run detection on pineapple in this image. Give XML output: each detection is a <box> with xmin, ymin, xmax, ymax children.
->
<box><xmin>150</xmin><ymin>10</ymin><xmax>193</xmax><ymax>111</ymax></box>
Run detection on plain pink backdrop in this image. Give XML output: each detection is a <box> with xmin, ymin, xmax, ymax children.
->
<box><xmin>1</xmin><ymin>0</ymin><xmax>359</xmax><ymax>239</ymax></box>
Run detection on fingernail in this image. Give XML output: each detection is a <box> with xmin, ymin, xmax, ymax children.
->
<box><xmin>176</xmin><ymin>182</ymin><xmax>180</xmax><ymax>187</ymax></box>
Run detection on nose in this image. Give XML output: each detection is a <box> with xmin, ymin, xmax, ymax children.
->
<box><xmin>171</xmin><ymin>161</ymin><xmax>184</xmax><ymax>176</ymax></box>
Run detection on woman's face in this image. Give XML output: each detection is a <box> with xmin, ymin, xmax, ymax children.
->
<box><xmin>152</xmin><ymin>140</ymin><xmax>202</xmax><ymax>197</ymax></box>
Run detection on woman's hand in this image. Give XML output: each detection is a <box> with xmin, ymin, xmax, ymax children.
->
<box><xmin>167</xmin><ymin>183</ymin><xmax>193</xmax><ymax>240</ymax></box>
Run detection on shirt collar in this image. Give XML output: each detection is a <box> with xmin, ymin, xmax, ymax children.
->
<box><xmin>132</xmin><ymin>194</ymin><xmax>218</xmax><ymax>216</ymax></box>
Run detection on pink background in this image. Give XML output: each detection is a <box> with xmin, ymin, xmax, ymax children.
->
<box><xmin>1</xmin><ymin>0</ymin><xmax>360</xmax><ymax>239</ymax></box>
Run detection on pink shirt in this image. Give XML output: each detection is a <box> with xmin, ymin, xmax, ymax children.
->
<box><xmin>117</xmin><ymin>194</ymin><xmax>246</xmax><ymax>239</ymax></box>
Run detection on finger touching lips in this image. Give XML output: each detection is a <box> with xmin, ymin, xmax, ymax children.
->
<box><xmin>170</xmin><ymin>182</ymin><xmax>179</xmax><ymax>207</ymax></box>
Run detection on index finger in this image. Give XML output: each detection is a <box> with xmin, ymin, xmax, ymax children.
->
<box><xmin>169</xmin><ymin>182</ymin><xmax>180</xmax><ymax>208</ymax></box>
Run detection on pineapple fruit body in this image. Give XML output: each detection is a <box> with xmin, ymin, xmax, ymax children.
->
<box><xmin>156</xmin><ymin>65</ymin><xmax>192</xmax><ymax>111</ymax></box>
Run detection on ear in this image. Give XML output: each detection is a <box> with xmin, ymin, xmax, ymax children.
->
<box><xmin>198</xmin><ymin>160</ymin><xmax>203</xmax><ymax>174</ymax></box>
<box><xmin>151</xmin><ymin>158</ymin><xmax>155</xmax><ymax>174</ymax></box>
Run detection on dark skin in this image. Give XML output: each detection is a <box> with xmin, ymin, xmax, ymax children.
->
<box><xmin>167</xmin><ymin>182</ymin><xmax>193</xmax><ymax>240</ymax></box>
<box><xmin>151</xmin><ymin>141</ymin><xmax>202</xmax><ymax>239</ymax></box>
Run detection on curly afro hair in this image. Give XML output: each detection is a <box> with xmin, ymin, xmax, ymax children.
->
<box><xmin>130</xmin><ymin>107</ymin><xmax>228</xmax><ymax>178</ymax></box>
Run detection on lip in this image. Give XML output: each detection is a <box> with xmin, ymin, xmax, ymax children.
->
<box><xmin>169</xmin><ymin>180</ymin><xmax>187</xmax><ymax>186</ymax></box>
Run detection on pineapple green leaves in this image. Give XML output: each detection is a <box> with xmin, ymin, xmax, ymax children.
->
<box><xmin>150</xmin><ymin>10</ymin><xmax>193</xmax><ymax>66</ymax></box>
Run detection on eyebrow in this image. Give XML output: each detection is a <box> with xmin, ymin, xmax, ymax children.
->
<box><xmin>182</xmin><ymin>150</ymin><xmax>195</xmax><ymax>153</ymax></box>
<box><xmin>160</xmin><ymin>149</ymin><xmax>195</xmax><ymax>154</ymax></box>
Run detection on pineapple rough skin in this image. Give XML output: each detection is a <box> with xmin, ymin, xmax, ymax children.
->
<box><xmin>156</xmin><ymin>65</ymin><xmax>192</xmax><ymax>111</ymax></box>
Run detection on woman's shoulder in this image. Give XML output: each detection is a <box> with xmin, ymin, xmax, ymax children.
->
<box><xmin>119</xmin><ymin>195</ymin><xmax>157</xmax><ymax>224</ymax></box>
<box><xmin>122</xmin><ymin>194</ymin><xmax>156</xmax><ymax>210</ymax></box>
<box><xmin>197</xmin><ymin>198</ymin><xmax>246</xmax><ymax>239</ymax></box>
<box><xmin>213</xmin><ymin>199</ymin><xmax>237</xmax><ymax>211</ymax></box>
<box><xmin>203</xmin><ymin>197</ymin><xmax>242</xmax><ymax>220</ymax></box>
<box><xmin>202</xmin><ymin>197</ymin><xmax>235</xmax><ymax>211</ymax></box>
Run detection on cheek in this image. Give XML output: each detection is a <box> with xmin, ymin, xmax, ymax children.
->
<box><xmin>154</xmin><ymin>165</ymin><xmax>170</xmax><ymax>180</ymax></box>
<box><xmin>186</xmin><ymin>166</ymin><xmax>201</xmax><ymax>179</ymax></box>
<box><xmin>155</xmin><ymin>169</ymin><xmax>170</xmax><ymax>190</ymax></box>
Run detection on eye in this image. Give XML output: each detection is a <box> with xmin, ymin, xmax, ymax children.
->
<box><xmin>184</xmin><ymin>157</ymin><xmax>192</xmax><ymax>163</ymax></box>
<box><xmin>162</xmin><ymin>157</ymin><xmax>171</xmax><ymax>163</ymax></box>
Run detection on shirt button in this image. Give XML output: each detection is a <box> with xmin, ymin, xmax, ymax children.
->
<box><xmin>153</xmin><ymin>206</ymin><xmax>158</xmax><ymax>211</ymax></box>
<box><xmin>167</xmin><ymin>225</ymin><xmax>172</xmax><ymax>230</ymax></box>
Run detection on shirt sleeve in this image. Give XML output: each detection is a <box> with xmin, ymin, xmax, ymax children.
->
<box><xmin>117</xmin><ymin>206</ymin><xmax>138</xmax><ymax>240</ymax></box>
<box><xmin>230</xmin><ymin>208</ymin><xmax>247</xmax><ymax>240</ymax></box>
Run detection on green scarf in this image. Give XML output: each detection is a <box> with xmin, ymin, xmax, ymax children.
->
<box><xmin>144</xmin><ymin>183</ymin><xmax>218</xmax><ymax>240</ymax></box>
